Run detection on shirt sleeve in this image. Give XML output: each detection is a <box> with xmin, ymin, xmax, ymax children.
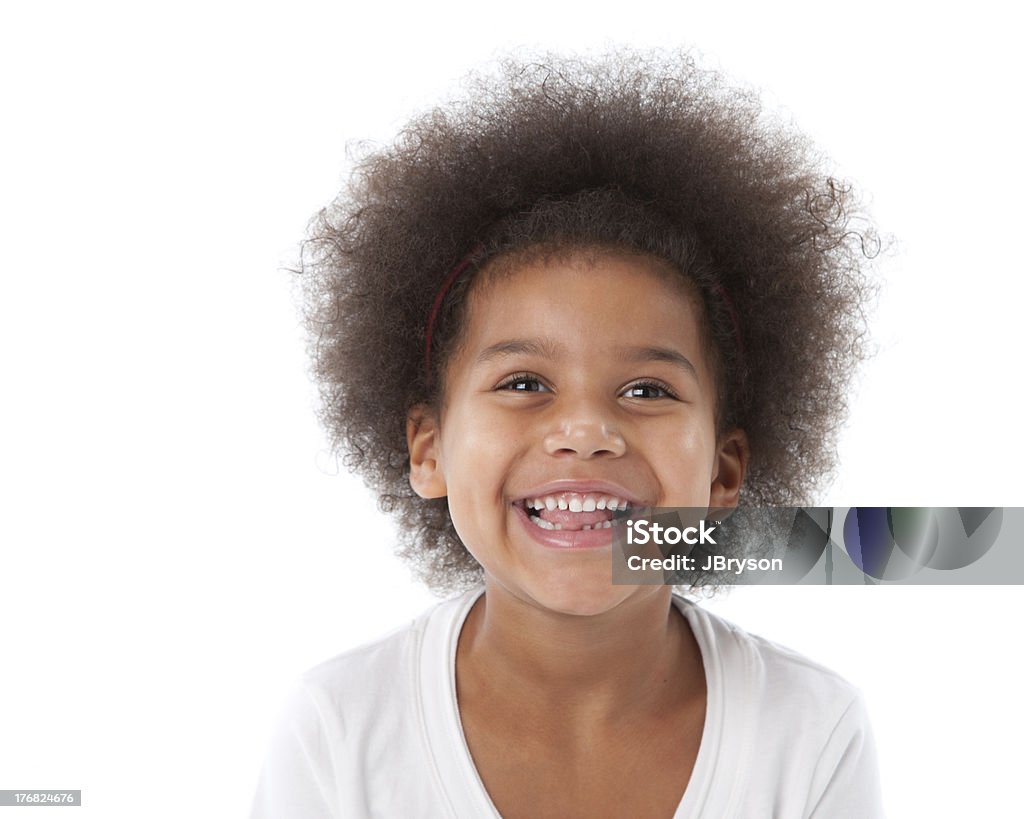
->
<box><xmin>806</xmin><ymin>692</ymin><xmax>885</xmax><ymax>819</ymax></box>
<box><xmin>250</xmin><ymin>682</ymin><xmax>340</xmax><ymax>819</ymax></box>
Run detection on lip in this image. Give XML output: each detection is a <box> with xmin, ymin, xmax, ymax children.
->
<box><xmin>512</xmin><ymin>503</ymin><xmax>619</xmax><ymax>550</ymax></box>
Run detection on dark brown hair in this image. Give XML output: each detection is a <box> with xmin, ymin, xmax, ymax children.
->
<box><xmin>298</xmin><ymin>50</ymin><xmax>877</xmax><ymax>593</ymax></box>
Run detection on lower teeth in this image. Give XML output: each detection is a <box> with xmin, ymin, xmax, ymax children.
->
<box><xmin>528</xmin><ymin>515</ymin><xmax>621</xmax><ymax>532</ymax></box>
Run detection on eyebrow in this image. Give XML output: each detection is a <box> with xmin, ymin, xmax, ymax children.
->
<box><xmin>475</xmin><ymin>339</ymin><xmax>699</xmax><ymax>380</ymax></box>
<box><xmin>621</xmin><ymin>345</ymin><xmax>699</xmax><ymax>380</ymax></box>
<box><xmin>475</xmin><ymin>338</ymin><xmax>564</xmax><ymax>364</ymax></box>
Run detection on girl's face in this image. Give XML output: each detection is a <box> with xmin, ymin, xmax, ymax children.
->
<box><xmin>408</xmin><ymin>250</ymin><xmax>747</xmax><ymax>616</ymax></box>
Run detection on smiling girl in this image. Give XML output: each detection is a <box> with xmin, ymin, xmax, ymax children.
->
<box><xmin>252</xmin><ymin>51</ymin><xmax>884</xmax><ymax>818</ymax></box>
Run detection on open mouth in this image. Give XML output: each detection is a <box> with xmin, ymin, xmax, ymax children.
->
<box><xmin>515</xmin><ymin>492</ymin><xmax>636</xmax><ymax>531</ymax></box>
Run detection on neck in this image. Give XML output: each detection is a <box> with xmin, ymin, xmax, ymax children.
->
<box><xmin>457</xmin><ymin>580</ymin><xmax>701</xmax><ymax>722</ymax></box>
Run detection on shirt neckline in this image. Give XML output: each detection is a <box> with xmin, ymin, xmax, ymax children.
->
<box><xmin>420</xmin><ymin>587</ymin><xmax>725</xmax><ymax>818</ymax></box>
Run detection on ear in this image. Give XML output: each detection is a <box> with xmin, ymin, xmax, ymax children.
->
<box><xmin>407</xmin><ymin>405</ymin><xmax>447</xmax><ymax>499</ymax></box>
<box><xmin>709</xmin><ymin>428</ymin><xmax>749</xmax><ymax>510</ymax></box>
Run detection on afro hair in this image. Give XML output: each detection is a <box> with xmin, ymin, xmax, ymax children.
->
<box><xmin>298</xmin><ymin>49</ymin><xmax>878</xmax><ymax>593</ymax></box>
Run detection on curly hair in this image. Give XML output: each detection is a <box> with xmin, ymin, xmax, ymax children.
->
<box><xmin>298</xmin><ymin>49</ymin><xmax>877</xmax><ymax>594</ymax></box>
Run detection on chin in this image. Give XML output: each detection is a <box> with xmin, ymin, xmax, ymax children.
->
<box><xmin>515</xmin><ymin>570</ymin><xmax>639</xmax><ymax>619</ymax></box>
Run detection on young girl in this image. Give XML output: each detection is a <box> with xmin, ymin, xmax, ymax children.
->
<box><xmin>252</xmin><ymin>50</ymin><xmax>883</xmax><ymax>818</ymax></box>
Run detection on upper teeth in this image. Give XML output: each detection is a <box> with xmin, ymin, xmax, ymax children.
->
<box><xmin>524</xmin><ymin>493</ymin><xmax>631</xmax><ymax>512</ymax></box>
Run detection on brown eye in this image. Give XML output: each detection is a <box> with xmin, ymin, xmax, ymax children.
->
<box><xmin>621</xmin><ymin>381</ymin><xmax>676</xmax><ymax>400</ymax></box>
<box><xmin>497</xmin><ymin>374</ymin><xmax>551</xmax><ymax>393</ymax></box>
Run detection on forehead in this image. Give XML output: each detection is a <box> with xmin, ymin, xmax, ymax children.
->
<box><xmin>470</xmin><ymin>248</ymin><xmax>703</xmax><ymax>337</ymax></box>
<box><xmin>446</xmin><ymin>248</ymin><xmax>713</xmax><ymax>382</ymax></box>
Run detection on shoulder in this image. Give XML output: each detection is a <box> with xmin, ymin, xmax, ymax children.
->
<box><xmin>251</xmin><ymin>591</ymin><xmax>481</xmax><ymax>818</ymax></box>
<box><xmin>294</xmin><ymin>591</ymin><xmax>466</xmax><ymax>717</ymax></box>
<box><xmin>678</xmin><ymin>596</ymin><xmax>863</xmax><ymax>719</ymax></box>
<box><xmin>286</xmin><ymin>589</ymin><xmax>479</xmax><ymax>742</ymax></box>
<box><xmin>675</xmin><ymin>598</ymin><xmax>884</xmax><ymax>817</ymax></box>
<box><xmin>297</xmin><ymin>616</ymin><xmax>425</xmax><ymax>717</ymax></box>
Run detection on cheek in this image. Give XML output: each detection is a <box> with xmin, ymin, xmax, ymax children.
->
<box><xmin>648</xmin><ymin>411</ymin><xmax>716</xmax><ymax>456</ymax></box>
<box><xmin>442</xmin><ymin>469</ymin><xmax>510</xmax><ymax>568</ymax></box>
<box><xmin>644</xmin><ymin>417</ymin><xmax>719</xmax><ymax>496</ymax></box>
<box><xmin>437</xmin><ymin>412</ymin><xmax>513</xmax><ymax>515</ymax></box>
<box><xmin>447</xmin><ymin>401</ymin><xmax>531</xmax><ymax>461</ymax></box>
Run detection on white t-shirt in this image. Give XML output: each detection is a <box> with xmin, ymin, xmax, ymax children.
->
<box><xmin>251</xmin><ymin>589</ymin><xmax>884</xmax><ymax>818</ymax></box>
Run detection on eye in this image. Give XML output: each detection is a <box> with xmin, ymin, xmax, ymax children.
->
<box><xmin>621</xmin><ymin>380</ymin><xmax>678</xmax><ymax>400</ymax></box>
<box><xmin>496</xmin><ymin>373</ymin><xmax>551</xmax><ymax>393</ymax></box>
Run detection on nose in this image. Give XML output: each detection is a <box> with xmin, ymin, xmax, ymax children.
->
<box><xmin>542</xmin><ymin>400</ymin><xmax>626</xmax><ymax>459</ymax></box>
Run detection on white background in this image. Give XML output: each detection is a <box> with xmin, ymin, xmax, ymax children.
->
<box><xmin>2</xmin><ymin>1</ymin><xmax>1022</xmax><ymax>816</ymax></box>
